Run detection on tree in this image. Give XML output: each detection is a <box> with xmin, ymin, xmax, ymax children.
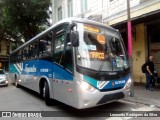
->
<box><xmin>0</xmin><ymin>0</ymin><xmax>51</xmax><ymax>44</ymax></box>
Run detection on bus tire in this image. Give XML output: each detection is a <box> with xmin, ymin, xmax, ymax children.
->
<box><xmin>44</xmin><ymin>81</ymin><xmax>51</xmax><ymax>106</ymax></box>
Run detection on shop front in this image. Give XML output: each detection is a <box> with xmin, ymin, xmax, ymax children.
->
<box><xmin>109</xmin><ymin>10</ymin><xmax>160</xmax><ymax>85</ymax></box>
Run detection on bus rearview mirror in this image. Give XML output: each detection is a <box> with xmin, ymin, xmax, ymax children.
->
<box><xmin>71</xmin><ymin>31</ymin><xmax>79</xmax><ymax>47</ymax></box>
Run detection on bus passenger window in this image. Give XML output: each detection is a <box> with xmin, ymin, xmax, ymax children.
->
<box><xmin>39</xmin><ymin>40</ymin><xmax>47</xmax><ymax>56</ymax></box>
<box><xmin>46</xmin><ymin>41</ymin><xmax>51</xmax><ymax>54</ymax></box>
<box><xmin>39</xmin><ymin>33</ymin><xmax>52</xmax><ymax>57</ymax></box>
<box><xmin>17</xmin><ymin>50</ymin><xmax>22</xmax><ymax>62</ymax></box>
<box><xmin>23</xmin><ymin>47</ymin><xmax>29</xmax><ymax>60</ymax></box>
<box><xmin>29</xmin><ymin>42</ymin><xmax>38</xmax><ymax>59</ymax></box>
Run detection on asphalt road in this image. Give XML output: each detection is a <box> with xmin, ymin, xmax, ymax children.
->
<box><xmin>0</xmin><ymin>84</ymin><xmax>159</xmax><ymax>120</ymax></box>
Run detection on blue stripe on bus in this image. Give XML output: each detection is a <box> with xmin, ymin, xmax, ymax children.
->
<box><xmin>52</xmin><ymin>63</ymin><xmax>73</xmax><ymax>80</ymax></box>
<box><xmin>84</xmin><ymin>74</ymin><xmax>130</xmax><ymax>90</ymax></box>
<box><xmin>83</xmin><ymin>76</ymin><xmax>97</xmax><ymax>87</ymax></box>
<box><xmin>10</xmin><ymin>60</ymin><xmax>73</xmax><ymax>80</ymax></box>
<box><xmin>9</xmin><ymin>64</ymin><xmax>21</xmax><ymax>74</ymax></box>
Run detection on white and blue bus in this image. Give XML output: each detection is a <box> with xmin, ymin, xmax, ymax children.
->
<box><xmin>9</xmin><ymin>18</ymin><xmax>132</xmax><ymax>109</ymax></box>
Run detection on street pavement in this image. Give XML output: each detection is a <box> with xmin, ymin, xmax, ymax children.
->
<box><xmin>0</xmin><ymin>83</ymin><xmax>160</xmax><ymax>120</ymax></box>
<box><xmin>124</xmin><ymin>85</ymin><xmax>160</xmax><ymax>108</ymax></box>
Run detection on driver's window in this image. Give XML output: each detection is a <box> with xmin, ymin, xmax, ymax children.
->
<box><xmin>54</xmin><ymin>33</ymin><xmax>65</xmax><ymax>65</ymax></box>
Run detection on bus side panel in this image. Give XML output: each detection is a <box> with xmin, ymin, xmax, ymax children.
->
<box><xmin>51</xmin><ymin>63</ymin><xmax>77</xmax><ymax>108</ymax></box>
<box><xmin>9</xmin><ymin>63</ymin><xmax>22</xmax><ymax>84</ymax></box>
<box><xmin>20</xmin><ymin>60</ymin><xmax>37</xmax><ymax>89</ymax></box>
<box><xmin>53</xmin><ymin>79</ymin><xmax>77</xmax><ymax>107</ymax></box>
<box><xmin>21</xmin><ymin>60</ymin><xmax>53</xmax><ymax>93</ymax></box>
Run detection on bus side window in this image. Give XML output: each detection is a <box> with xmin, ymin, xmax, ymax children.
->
<box><xmin>13</xmin><ymin>52</ymin><xmax>18</xmax><ymax>62</ymax></box>
<box><xmin>23</xmin><ymin>46</ymin><xmax>29</xmax><ymax>60</ymax></box>
<box><xmin>39</xmin><ymin>40</ymin><xmax>47</xmax><ymax>56</ymax></box>
<box><xmin>16</xmin><ymin>50</ymin><xmax>22</xmax><ymax>62</ymax></box>
<box><xmin>39</xmin><ymin>33</ymin><xmax>52</xmax><ymax>57</ymax></box>
<box><xmin>54</xmin><ymin>34</ymin><xmax>65</xmax><ymax>66</ymax></box>
<box><xmin>29</xmin><ymin>42</ymin><xmax>38</xmax><ymax>59</ymax></box>
<box><xmin>64</xmin><ymin>39</ymin><xmax>73</xmax><ymax>73</ymax></box>
<box><xmin>53</xmin><ymin>24</ymin><xmax>69</xmax><ymax>67</ymax></box>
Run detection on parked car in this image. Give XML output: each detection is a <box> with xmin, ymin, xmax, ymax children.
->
<box><xmin>0</xmin><ymin>69</ymin><xmax>8</xmax><ymax>86</ymax></box>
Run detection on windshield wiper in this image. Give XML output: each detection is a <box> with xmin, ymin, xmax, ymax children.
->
<box><xmin>96</xmin><ymin>61</ymin><xmax>105</xmax><ymax>75</ymax></box>
<box><xmin>96</xmin><ymin>56</ymin><xmax>115</xmax><ymax>75</ymax></box>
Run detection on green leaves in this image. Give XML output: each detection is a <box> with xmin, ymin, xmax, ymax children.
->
<box><xmin>0</xmin><ymin>0</ymin><xmax>51</xmax><ymax>43</ymax></box>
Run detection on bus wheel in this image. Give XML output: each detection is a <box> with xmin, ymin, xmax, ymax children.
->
<box><xmin>43</xmin><ymin>81</ymin><xmax>51</xmax><ymax>106</ymax></box>
<box><xmin>15</xmin><ymin>80</ymin><xmax>20</xmax><ymax>88</ymax></box>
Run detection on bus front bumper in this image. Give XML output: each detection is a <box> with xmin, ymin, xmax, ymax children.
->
<box><xmin>76</xmin><ymin>80</ymin><xmax>131</xmax><ymax>109</ymax></box>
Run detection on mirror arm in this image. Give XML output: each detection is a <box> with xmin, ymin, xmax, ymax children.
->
<box><xmin>70</xmin><ymin>22</ymin><xmax>77</xmax><ymax>30</ymax></box>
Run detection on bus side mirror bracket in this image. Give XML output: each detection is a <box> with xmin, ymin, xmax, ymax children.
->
<box><xmin>70</xmin><ymin>23</ymin><xmax>79</xmax><ymax>47</ymax></box>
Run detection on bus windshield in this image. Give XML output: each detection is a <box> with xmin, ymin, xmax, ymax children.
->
<box><xmin>76</xmin><ymin>23</ymin><xmax>129</xmax><ymax>72</ymax></box>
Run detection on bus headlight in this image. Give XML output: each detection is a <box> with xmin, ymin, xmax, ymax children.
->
<box><xmin>124</xmin><ymin>78</ymin><xmax>132</xmax><ymax>90</ymax></box>
<box><xmin>80</xmin><ymin>81</ymin><xmax>96</xmax><ymax>92</ymax></box>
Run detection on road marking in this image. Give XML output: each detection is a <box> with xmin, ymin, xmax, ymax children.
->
<box><xmin>130</xmin><ymin>106</ymin><xmax>155</xmax><ymax>111</ymax></box>
<box><xmin>119</xmin><ymin>100</ymin><xmax>136</xmax><ymax>105</ymax></box>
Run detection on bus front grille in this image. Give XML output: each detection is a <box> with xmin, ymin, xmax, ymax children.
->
<box><xmin>96</xmin><ymin>92</ymin><xmax>125</xmax><ymax>105</ymax></box>
<box><xmin>103</xmin><ymin>75</ymin><xmax>121</xmax><ymax>80</ymax></box>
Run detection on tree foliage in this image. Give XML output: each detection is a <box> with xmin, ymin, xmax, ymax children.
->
<box><xmin>0</xmin><ymin>0</ymin><xmax>51</xmax><ymax>43</ymax></box>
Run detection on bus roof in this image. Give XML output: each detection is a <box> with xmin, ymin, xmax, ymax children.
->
<box><xmin>11</xmin><ymin>17</ymin><xmax>118</xmax><ymax>55</ymax></box>
<box><xmin>57</xmin><ymin>17</ymin><xmax>117</xmax><ymax>32</ymax></box>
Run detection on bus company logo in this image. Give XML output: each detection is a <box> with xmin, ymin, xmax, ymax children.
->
<box><xmin>25</xmin><ymin>64</ymin><xmax>37</xmax><ymax>72</ymax></box>
<box><xmin>97</xmin><ymin>81</ymin><xmax>109</xmax><ymax>89</ymax></box>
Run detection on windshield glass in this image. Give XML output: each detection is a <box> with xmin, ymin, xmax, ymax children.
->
<box><xmin>76</xmin><ymin>23</ymin><xmax>129</xmax><ymax>72</ymax></box>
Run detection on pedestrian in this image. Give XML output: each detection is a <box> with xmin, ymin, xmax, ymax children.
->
<box><xmin>145</xmin><ymin>55</ymin><xmax>156</xmax><ymax>91</ymax></box>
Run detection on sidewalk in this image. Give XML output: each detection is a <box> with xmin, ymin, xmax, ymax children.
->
<box><xmin>124</xmin><ymin>85</ymin><xmax>160</xmax><ymax>108</ymax></box>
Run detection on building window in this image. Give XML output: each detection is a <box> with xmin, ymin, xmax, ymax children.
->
<box><xmin>68</xmin><ymin>0</ymin><xmax>73</xmax><ymax>17</ymax></box>
<box><xmin>58</xmin><ymin>6</ymin><xmax>62</xmax><ymax>21</ymax></box>
<box><xmin>81</xmin><ymin>0</ymin><xmax>88</xmax><ymax>12</ymax></box>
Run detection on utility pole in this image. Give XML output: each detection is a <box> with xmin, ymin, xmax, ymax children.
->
<box><xmin>127</xmin><ymin>0</ymin><xmax>134</xmax><ymax>97</ymax></box>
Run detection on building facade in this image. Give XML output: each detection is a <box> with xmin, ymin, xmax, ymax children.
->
<box><xmin>51</xmin><ymin>0</ymin><xmax>160</xmax><ymax>84</ymax></box>
<box><xmin>103</xmin><ymin>0</ymin><xmax>160</xmax><ymax>85</ymax></box>
<box><xmin>0</xmin><ymin>39</ymin><xmax>10</xmax><ymax>71</ymax></box>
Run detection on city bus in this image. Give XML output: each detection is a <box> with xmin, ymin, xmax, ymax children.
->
<box><xmin>9</xmin><ymin>18</ymin><xmax>132</xmax><ymax>109</ymax></box>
